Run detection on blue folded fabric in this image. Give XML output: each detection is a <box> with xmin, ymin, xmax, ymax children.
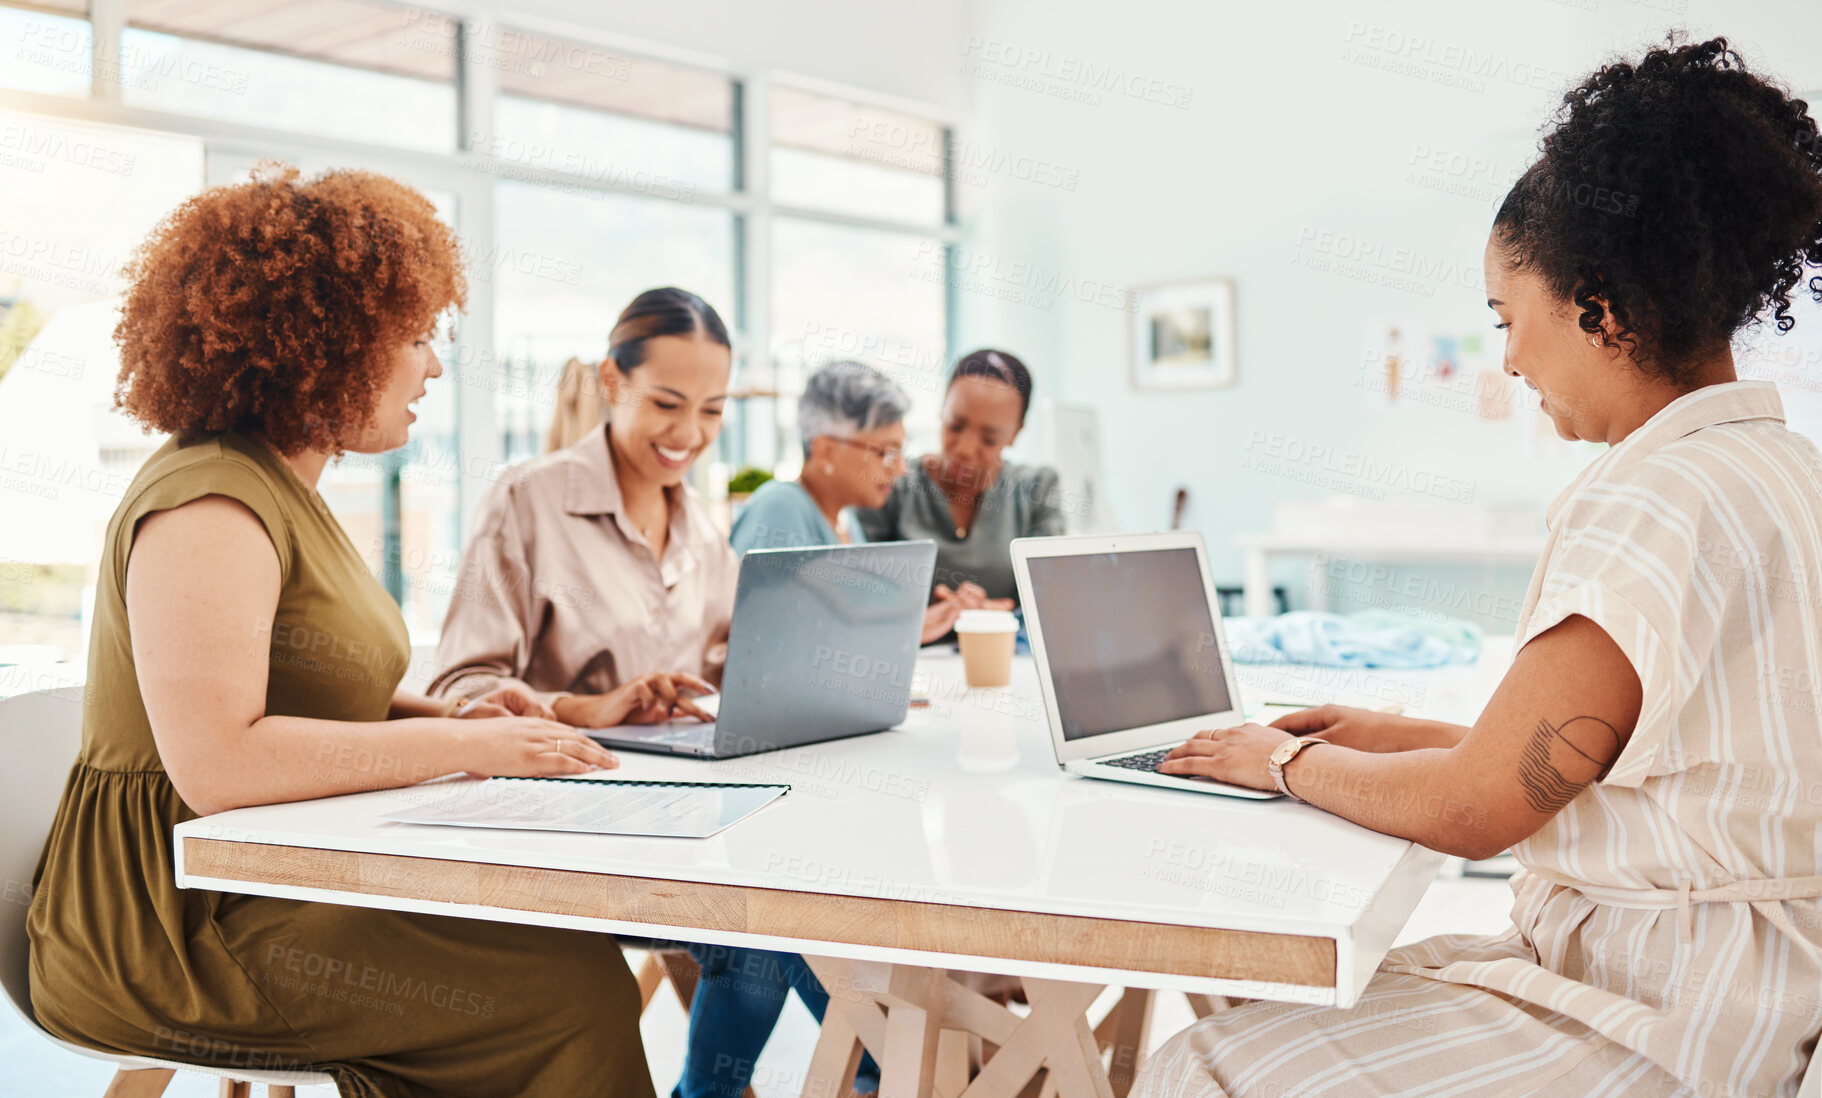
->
<box><xmin>1221</xmin><ymin>610</ymin><xmax>1481</xmax><ymax>669</ymax></box>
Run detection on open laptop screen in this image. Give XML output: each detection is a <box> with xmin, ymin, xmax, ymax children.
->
<box><xmin>1025</xmin><ymin>547</ymin><xmax>1233</xmax><ymax>741</ymax></box>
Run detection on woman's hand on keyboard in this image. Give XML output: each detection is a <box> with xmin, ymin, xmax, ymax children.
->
<box><xmin>555</xmin><ymin>672</ymin><xmax>718</xmax><ymax>728</ymax></box>
<box><xmin>1158</xmin><ymin>723</ymin><xmax>1287</xmax><ymax>790</ymax></box>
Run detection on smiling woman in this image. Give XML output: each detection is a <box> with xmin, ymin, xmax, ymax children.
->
<box><xmin>1139</xmin><ymin>36</ymin><xmax>1822</xmax><ymax>1098</ymax></box>
<box><xmin>430</xmin><ymin>286</ymin><xmax>740</xmax><ymax>730</ymax></box>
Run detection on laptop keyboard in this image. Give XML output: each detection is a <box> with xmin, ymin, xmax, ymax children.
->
<box><xmin>1101</xmin><ymin>748</ymin><xmax>1171</xmax><ymax>772</ymax></box>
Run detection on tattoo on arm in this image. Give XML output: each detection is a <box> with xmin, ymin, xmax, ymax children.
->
<box><xmin>1519</xmin><ymin>715</ymin><xmax>1623</xmax><ymax>814</ymax></box>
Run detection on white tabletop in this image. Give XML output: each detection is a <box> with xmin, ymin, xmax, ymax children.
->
<box><xmin>176</xmin><ymin>645</ymin><xmax>1514</xmax><ymax>1007</ymax></box>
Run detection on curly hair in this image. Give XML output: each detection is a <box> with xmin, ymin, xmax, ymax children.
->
<box><xmin>1494</xmin><ymin>36</ymin><xmax>1822</xmax><ymax>388</ymax></box>
<box><xmin>114</xmin><ymin>162</ymin><xmax>467</xmax><ymax>455</ymax></box>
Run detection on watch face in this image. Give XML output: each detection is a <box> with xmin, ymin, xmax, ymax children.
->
<box><xmin>1269</xmin><ymin>738</ymin><xmax>1301</xmax><ymax>767</ymax></box>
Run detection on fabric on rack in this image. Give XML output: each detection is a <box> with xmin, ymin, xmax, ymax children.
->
<box><xmin>1221</xmin><ymin>610</ymin><xmax>1482</xmax><ymax>669</ymax></box>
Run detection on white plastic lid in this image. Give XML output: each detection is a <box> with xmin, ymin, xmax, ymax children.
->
<box><xmin>954</xmin><ymin>609</ymin><xmax>1019</xmax><ymax>634</ymax></box>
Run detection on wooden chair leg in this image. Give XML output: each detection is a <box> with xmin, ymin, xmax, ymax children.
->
<box><xmin>217</xmin><ymin>1082</ymin><xmax>251</xmax><ymax>1098</ymax></box>
<box><xmin>268</xmin><ymin>1088</ymin><xmax>296</xmax><ymax>1098</ymax></box>
<box><xmin>658</xmin><ymin>949</ymin><xmax>703</xmax><ymax>1010</ymax></box>
<box><xmin>635</xmin><ymin>951</ymin><xmax>666</xmax><ymax>1012</ymax></box>
<box><xmin>804</xmin><ymin>996</ymin><xmax>865</xmax><ymax>1098</ymax></box>
<box><xmin>935</xmin><ymin>1027</ymin><xmax>971</xmax><ymax>1098</ymax></box>
<box><xmin>1015</xmin><ymin>1074</ymin><xmax>1049</xmax><ymax>1098</ymax></box>
<box><xmin>101</xmin><ymin>1068</ymin><xmax>175</xmax><ymax>1098</ymax></box>
<box><xmin>1183</xmin><ymin>993</ymin><xmax>1223</xmax><ymax>1019</ymax></box>
<box><xmin>1098</xmin><ymin>989</ymin><xmax>1153</xmax><ymax>1098</ymax></box>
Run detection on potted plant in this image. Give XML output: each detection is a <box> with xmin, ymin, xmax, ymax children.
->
<box><xmin>726</xmin><ymin>466</ymin><xmax>773</xmax><ymax>505</ymax></box>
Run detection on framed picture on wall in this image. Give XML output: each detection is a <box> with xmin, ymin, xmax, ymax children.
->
<box><xmin>1129</xmin><ymin>277</ymin><xmax>1237</xmax><ymax>391</ymax></box>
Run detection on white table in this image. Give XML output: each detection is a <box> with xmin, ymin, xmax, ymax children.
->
<box><xmin>175</xmin><ymin>648</ymin><xmax>1513</xmax><ymax>1097</ymax></box>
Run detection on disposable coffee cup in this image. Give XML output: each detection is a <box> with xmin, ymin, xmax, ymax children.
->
<box><xmin>955</xmin><ymin>609</ymin><xmax>1018</xmax><ymax>688</ymax></box>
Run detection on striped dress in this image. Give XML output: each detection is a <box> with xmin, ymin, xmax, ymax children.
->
<box><xmin>1137</xmin><ymin>381</ymin><xmax>1822</xmax><ymax>1097</ymax></box>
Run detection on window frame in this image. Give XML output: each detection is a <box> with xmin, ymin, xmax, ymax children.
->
<box><xmin>0</xmin><ymin>0</ymin><xmax>961</xmax><ymax>632</ymax></box>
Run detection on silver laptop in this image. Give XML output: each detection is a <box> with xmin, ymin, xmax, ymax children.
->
<box><xmin>1011</xmin><ymin>532</ymin><xmax>1281</xmax><ymax>799</ymax></box>
<box><xmin>590</xmin><ymin>540</ymin><xmax>936</xmax><ymax>759</ymax></box>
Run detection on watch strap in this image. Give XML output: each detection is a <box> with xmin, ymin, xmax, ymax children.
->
<box><xmin>1271</xmin><ymin>736</ymin><xmax>1329</xmax><ymax>800</ymax></box>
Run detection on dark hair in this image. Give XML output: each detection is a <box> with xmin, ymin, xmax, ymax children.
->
<box><xmin>605</xmin><ymin>287</ymin><xmax>730</xmax><ymax>374</ymax></box>
<box><xmin>1492</xmin><ymin>36</ymin><xmax>1822</xmax><ymax>389</ymax></box>
<box><xmin>947</xmin><ymin>348</ymin><xmax>1033</xmax><ymax>423</ymax></box>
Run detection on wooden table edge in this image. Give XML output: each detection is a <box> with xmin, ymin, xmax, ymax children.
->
<box><xmin>182</xmin><ymin>837</ymin><xmax>1338</xmax><ymax>989</ymax></box>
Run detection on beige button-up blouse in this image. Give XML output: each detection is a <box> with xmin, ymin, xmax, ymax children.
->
<box><xmin>428</xmin><ymin>424</ymin><xmax>738</xmax><ymax>702</ymax></box>
<box><xmin>1138</xmin><ymin>381</ymin><xmax>1822</xmax><ymax>1097</ymax></box>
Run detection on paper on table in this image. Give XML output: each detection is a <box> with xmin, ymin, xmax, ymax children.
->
<box><xmin>381</xmin><ymin>777</ymin><xmax>786</xmax><ymax>838</ymax></box>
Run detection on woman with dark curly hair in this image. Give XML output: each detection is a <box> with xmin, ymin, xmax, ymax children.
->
<box><xmin>26</xmin><ymin>163</ymin><xmax>650</xmax><ymax>1097</ymax></box>
<box><xmin>1137</xmin><ymin>37</ymin><xmax>1822</xmax><ymax>1097</ymax></box>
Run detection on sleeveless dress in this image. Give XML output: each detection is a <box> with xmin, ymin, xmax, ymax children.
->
<box><xmin>27</xmin><ymin>431</ymin><xmax>653</xmax><ymax>1098</ymax></box>
<box><xmin>1136</xmin><ymin>382</ymin><xmax>1822</xmax><ymax>1097</ymax></box>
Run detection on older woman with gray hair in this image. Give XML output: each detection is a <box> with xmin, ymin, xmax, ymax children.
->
<box><xmin>733</xmin><ymin>359</ymin><xmax>907</xmax><ymax>545</ymax></box>
<box><xmin>734</xmin><ymin>361</ymin><xmax>961</xmax><ymax>640</ymax></box>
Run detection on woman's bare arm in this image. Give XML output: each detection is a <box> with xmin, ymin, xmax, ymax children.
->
<box><xmin>1269</xmin><ymin>707</ymin><xmax>1472</xmax><ymax>752</ymax></box>
<box><xmin>1160</xmin><ymin>614</ymin><xmax>1644</xmax><ymax>859</ymax></box>
<box><xmin>127</xmin><ymin>496</ymin><xmax>616</xmax><ymax>815</ymax></box>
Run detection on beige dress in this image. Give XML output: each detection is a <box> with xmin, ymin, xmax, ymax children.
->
<box><xmin>429</xmin><ymin>423</ymin><xmax>739</xmax><ymax>702</ymax></box>
<box><xmin>1138</xmin><ymin>381</ymin><xmax>1822</xmax><ymax>1097</ymax></box>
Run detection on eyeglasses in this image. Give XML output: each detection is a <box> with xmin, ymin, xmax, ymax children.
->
<box><xmin>829</xmin><ymin>436</ymin><xmax>905</xmax><ymax>465</ymax></box>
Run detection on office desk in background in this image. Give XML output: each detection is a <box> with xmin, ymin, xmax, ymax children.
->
<box><xmin>175</xmin><ymin>648</ymin><xmax>1514</xmax><ymax>1098</ymax></box>
<box><xmin>1237</xmin><ymin>532</ymin><xmax>1547</xmax><ymax>618</ymax></box>
<box><xmin>1234</xmin><ymin>497</ymin><xmax>1548</xmax><ymax>619</ymax></box>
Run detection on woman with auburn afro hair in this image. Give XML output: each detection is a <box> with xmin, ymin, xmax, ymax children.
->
<box><xmin>1137</xmin><ymin>37</ymin><xmax>1822</xmax><ymax>1098</ymax></box>
<box><xmin>26</xmin><ymin>163</ymin><xmax>651</xmax><ymax>1097</ymax></box>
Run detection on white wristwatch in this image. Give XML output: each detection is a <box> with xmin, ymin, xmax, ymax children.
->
<box><xmin>1267</xmin><ymin>736</ymin><xmax>1329</xmax><ymax>800</ymax></box>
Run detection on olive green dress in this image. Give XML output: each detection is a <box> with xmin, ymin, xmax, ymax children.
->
<box><xmin>26</xmin><ymin>432</ymin><xmax>654</xmax><ymax>1098</ymax></box>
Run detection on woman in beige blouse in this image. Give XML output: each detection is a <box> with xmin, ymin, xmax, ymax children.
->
<box><xmin>430</xmin><ymin>287</ymin><xmax>737</xmax><ymax>727</ymax></box>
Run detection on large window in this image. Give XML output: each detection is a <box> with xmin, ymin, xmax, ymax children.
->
<box><xmin>766</xmin><ymin>85</ymin><xmax>952</xmax><ymax>470</ymax></box>
<box><xmin>771</xmin><ymin>84</ymin><xmax>946</xmax><ymax>224</ymax></box>
<box><xmin>486</xmin><ymin>25</ymin><xmax>735</xmax><ymax>199</ymax></box>
<box><xmin>480</xmin><ymin>27</ymin><xmax>739</xmax><ymax>462</ymax></box>
<box><xmin>491</xmin><ymin>182</ymin><xmax>736</xmax><ymax>462</ymax></box>
<box><xmin>0</xmin><ymin>2</ymin><xmax>92</xmax><ymax>97</ymax></box>
<box><xmin>772</xmin><ymin>218</ymin><xmax>948</xmax><ymax>458</ymax></box>
<box><xmin>0</xmin><ymin>108</ymin><xmax>204</xmax><ymax>664</ymax></box>
<box><xmin>121</xmin><ymin>0</ymin><xmax>457</xmax><ymax>152</ymax></box>
<box><xmin>0</xmin><ymin>1</ymin><xmax>954</xmax><ymax>657</ymax></box>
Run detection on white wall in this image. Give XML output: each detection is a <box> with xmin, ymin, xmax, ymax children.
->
<box><xmin>952</xmin><ymin>0</ymin><xmax>1822</xmax><ymax>626</ymax></box>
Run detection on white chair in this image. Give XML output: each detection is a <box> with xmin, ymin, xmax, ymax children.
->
<box><xmin>0</xmin><ymin>686</ymin><xmax>332</xmax><ymax>1097</ymax></box>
